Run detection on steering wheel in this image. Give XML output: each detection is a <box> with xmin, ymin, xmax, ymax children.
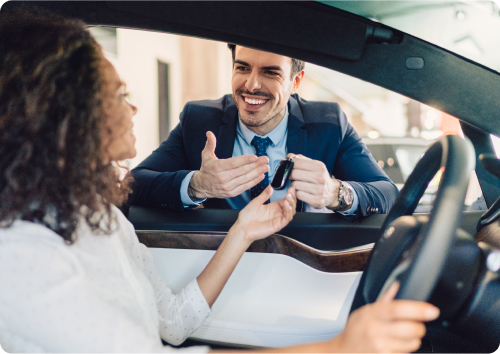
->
<box><xmin>350</xmin><ymin>134</ymin><xmax>476</xmax><ymax>312</ymax></box>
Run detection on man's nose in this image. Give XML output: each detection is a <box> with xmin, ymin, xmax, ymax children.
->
<box><xmin>245</xmin><ymin>71</ymin><xmax>261</xmax><ymax>92</ymax></box>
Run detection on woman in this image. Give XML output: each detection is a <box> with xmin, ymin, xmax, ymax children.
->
<box><xmin>0</xmin><ymin>8</ymin><xmax>439</xmax><ymax>353</ymax></box>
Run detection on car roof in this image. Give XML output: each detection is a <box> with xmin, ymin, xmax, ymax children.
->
<box><xmin>3</xmin><ymin>1</ymin><xmax>500</xmax><ymax>138</ymax></box>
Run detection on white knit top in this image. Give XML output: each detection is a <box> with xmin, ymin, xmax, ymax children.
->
<box><xmin>0</xmin><ymin>206</ymin><xmax>210</xmax><ymax>353</ymax></box>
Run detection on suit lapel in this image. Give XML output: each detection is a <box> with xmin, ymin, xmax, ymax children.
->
<box><xmin>286</xmin><ymin>95</ymin><xmax>307</xmax><ymax>156</ymax></box>
<box><xmin>287</xmin><ymin>95</ymin><xmax>307</xmax><ymax>212</ymax></box>
<box><xmin>215</xmin><ymin>97</ymin><xmax>238</xmax><ymax>160</ymax></box>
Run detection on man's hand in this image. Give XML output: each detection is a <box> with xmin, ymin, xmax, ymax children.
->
<box><xmin>189</xmin><ymin>131</ymin><xmax>269</xmax><ymax>200</ymax></box>
<box><xmin>332</xmin><ymin>282</ymin><xmax>440</xmax><ymax>353</ymax></box>
<box><xmin>233</xmin><ymin>185</ymin><xmax>297</xmax><ymax>242</ymax></box>
<box><xmin>288</xmin><ymin>154</ymin><xmax>345</xmax><ymax>210</ymax></box>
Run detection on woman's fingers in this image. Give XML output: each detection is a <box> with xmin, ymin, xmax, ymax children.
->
<box><xmin>248</xmin><ymin>185</ymin><xmax>273</xmax><ymax>207</ymax></box>
<box><xmin>387</xmin><ymin>321</ymin><xmax>427</xmax><ymax>340</ymax></box>
<box><xmin>378</xmin><ymin>281</ymin><xmax>440</xmax><ymax>322</ymax></box>
<box><xmin>335</xmin><ymin>280</ymin><xmax>440</xmax><ymax>354</ymax></box>
<box><xmin>379</xmin><ymin>281</ymin><xmax>400</xmax><ymax>303</ymax></box>
<box><xmin>287</xmin><ymin>186</ymin><xmax>297</xmax><ymax>212</ymax></box>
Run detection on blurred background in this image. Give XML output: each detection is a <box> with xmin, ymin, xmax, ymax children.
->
<box><xmin>89</xmin><ymin>0</ymin><xmax>500</xmax><ymax>209</ymax></box>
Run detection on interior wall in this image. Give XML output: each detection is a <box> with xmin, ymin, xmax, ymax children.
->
<box><xmin>105</xmin><ymin>30</ymin><xmax>232</xmax><ymax>169</ymax></box>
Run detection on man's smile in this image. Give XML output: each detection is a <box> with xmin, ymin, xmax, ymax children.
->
<box><xmin>244</xmin><ymin>96</ymin><xmax>267</xmax><ymax>105</ymax></box>
<box><xmin>241</xmin><ymin>94</ymin><xmax>271</xmax><ymax>111</ymax></box>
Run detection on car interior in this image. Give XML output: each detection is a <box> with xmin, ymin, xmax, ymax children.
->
<box><xmin>3</xmin><ymin>1</ymin><xmax>500</xmax><ymax>352</ymax></box>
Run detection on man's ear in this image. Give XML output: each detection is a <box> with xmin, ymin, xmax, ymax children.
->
<box><xmin>291</xmin><ymin>70</ymin><xmax>305</xmax><ymax>94</ymax></box>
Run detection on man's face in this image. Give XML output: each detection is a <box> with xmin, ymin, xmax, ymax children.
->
<box><xmin>231</xmin><ymin>46</ymin><xmax>303</xmax><ymax>135</ymax></box>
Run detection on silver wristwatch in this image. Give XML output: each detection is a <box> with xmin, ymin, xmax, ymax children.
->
<box><xmin>332</xmin><ymin>180</ymin><xmax>354</xmax><ymax>211</ymax></box>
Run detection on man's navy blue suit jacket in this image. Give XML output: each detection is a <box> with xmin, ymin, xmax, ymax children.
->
<box><xmin>129</xmin><ymin>94</ymin><xmax>398</xmax><ymax>218</ymax></box>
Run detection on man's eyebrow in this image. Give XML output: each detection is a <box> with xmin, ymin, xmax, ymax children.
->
<box><xmin>234</xmin><ymin>59</ymin><xmax>250</xmax><ymax>66</ymax></box>
<box><xmin>261</xmin><ymin>65</ymin><xmax>284</xmax><ymax>72</ymax></box>
<box><xmin>234</xmin><ymin>60</ymin><xmax>284</xmax><ymax>73</ymax></box>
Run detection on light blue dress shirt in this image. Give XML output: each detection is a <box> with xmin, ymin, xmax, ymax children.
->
<box><xmin>180</xmin><ymin>104</ymin><xmax>359</xmax><ymax>214</ymax></box>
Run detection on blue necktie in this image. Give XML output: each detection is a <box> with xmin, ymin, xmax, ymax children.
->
<box><xmin>251</xmin><ymin>136</ymin><xmax>272</xmax><ymax>204</ymax></box>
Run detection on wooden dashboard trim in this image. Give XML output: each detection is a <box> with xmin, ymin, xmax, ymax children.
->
<box><xmin>136</xmin><ymin>230</ymin><xmax>372</xmax><ymax>273</ymax></box>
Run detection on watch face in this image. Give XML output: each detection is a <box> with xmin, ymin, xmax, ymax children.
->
<box><xmin>340</xmin><ymin>183</ymin><xmax>353</xmax><ymax>205</ymax></box>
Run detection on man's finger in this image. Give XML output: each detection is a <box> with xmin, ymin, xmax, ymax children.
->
<box><xmin>291</xmin><ymin>156</ymin><xmax>325</xmax><ymax>172</ymax></box>
<box><xmin>287</xmin><ymin>153</ymin><xmax>307</xmax><ymax>160</ymax></box>
<box><xmin>228</xmin><ymin>174</ymin><xmax>265</xmax><ymax>197</ymax></box>
<box><xmin>292</xmin><ymin>180</ymin><xmax>322</xmax><ymax>195</ymax></box>
<box><xmin>217</xmin><ymin>154</ymin><xmax>265</xmax><ymax>172</ymax></box>
<box><xmin>290</xmin><ymin>169</ymin><xmax>323</xmax><ymax>184</ymax></box>
<box><xmin>225</xmin><ymin>165</ymin><xmax>269</xmax><ymax>191</ymax></box>
<box><xmin>202</xmin><ymin>131</ymin><xmax>218</xmax><ymax>160</ymax></box>
<box><xmin>295</xmin><ymin>190</ymin><xmax>317</xmax><ymax>206</ymax></box>
<box><xmin>226</xmin><ymin>159</ymin><xmax>269</xmax><ymax>180</ymax></box>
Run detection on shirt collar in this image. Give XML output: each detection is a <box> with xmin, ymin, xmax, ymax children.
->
<box><xmin>237</xmin><ymin>104</ymin><xmax>289</xmax><ymax>147</ymax></box>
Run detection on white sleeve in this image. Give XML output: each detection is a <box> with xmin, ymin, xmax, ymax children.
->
<box><xmin>0</xmin><ymin>239</ymin><xmax>209</xmax><ymax>353</ymax></box>
<box><xmin>117</xmin><ymin>212</ymin><xmax>211</xmax><ymax>346</ymax></box>
<box><xmin>138</xmin><ymin>242</ymin><xmax>211</xmax><ymax>346</ymax></box>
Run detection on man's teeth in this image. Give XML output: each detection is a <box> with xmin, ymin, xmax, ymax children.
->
<box><xmin>244</xmin><ymin>97</ymin><xmax>266</xmax><ymax>105</ymax></box>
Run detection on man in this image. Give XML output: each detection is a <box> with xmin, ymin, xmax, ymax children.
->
<box><xmin>129</xmin><ymin>45</ymin><xmax>398</xmax><ymax>218</ymax></box>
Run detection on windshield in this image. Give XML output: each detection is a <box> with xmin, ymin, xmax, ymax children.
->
<box><xmin>319</xmin><ymin>0</ymin><xmax>500</xmax><ymax>72</ymax></box>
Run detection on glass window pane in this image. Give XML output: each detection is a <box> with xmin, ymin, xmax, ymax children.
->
<box><xmin>90</xmin><ymin>27</ymin><xmax>486</xmax><ymax>211</ymax></box>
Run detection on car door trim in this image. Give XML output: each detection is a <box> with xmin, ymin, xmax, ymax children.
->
<box><xmin>137</xmin><ymin>230</ymin><xmax>372</xmax><ymax>273</ymax></box>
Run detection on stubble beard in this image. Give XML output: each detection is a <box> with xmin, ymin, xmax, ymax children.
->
<box><xmin>233</xmin><ymin>92</ymin><xmax>286</xmax><ymax>128</ymax></box>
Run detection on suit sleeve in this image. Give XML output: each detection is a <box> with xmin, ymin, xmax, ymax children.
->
<box><xmin>128</xmin><ymin>105</ymin><xmax>194</xmax><ymax>211</ymax></box>
<box><xmin>333</xmin><ymin>108</ymin><xmax>399</xmax><ymax>219</ymax></box>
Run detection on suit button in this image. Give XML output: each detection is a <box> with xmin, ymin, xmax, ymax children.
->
<box><xmin>367</xmin><ymin>206</ymin><xmax>379</xmax><ymax>215</ymax></box>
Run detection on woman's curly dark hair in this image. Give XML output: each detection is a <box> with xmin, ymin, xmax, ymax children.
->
<box><xmin>0</xmin><ymin>8</ymin><xmax>132</xmax><ymax>244</ymax></box>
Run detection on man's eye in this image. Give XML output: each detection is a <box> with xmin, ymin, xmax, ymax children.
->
<box><xmin>266</xmin><ymin>71</ymin><xmax>279</xmax><ymax>76</ymax></box>
<box><xmin>236</xmin><ymin>66</ymin><xmax>249</xmax><ymax>71</ymax></box>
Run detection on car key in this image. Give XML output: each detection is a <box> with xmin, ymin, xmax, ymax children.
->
<box><xmin>271</xmin><ymin>157</ymin><xmax>294</xmax><ymax>190</ymax></box>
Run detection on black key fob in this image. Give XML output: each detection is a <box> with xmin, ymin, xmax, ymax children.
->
<box><xmin>271</xmin><ymin>157</ymin><xmax>294</xmax><ymax>190</ymax></box>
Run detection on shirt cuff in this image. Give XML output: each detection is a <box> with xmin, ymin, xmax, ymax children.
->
<box><xmin>337</xmin><ymin>182</ymin><xmax>359</xmax><ymax>215</ymax></box>
<box><xmin>180</xmin><ymin>171</ymin><xmax>206</xmax><ymax>208</ymax></box>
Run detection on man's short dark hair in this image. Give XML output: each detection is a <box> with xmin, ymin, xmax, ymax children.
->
<box><xmin>227</xmin><ymin>44</ymin><xmax>305</xmax><ymax>79</ymax></box>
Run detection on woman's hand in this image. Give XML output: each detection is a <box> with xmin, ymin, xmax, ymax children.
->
<box><xmin>331</xmin><ymin>282</ymin><xmax>440</xmax><ymax>353</ymax></box>
<box><xmin>233</xmin><ymin>185</ymin><xmax>297</xmax><ymax>242</ymax></box>
<box><xmin>197</xmin><ymin>186</ymin><xmax>296</xmax><ymax>308</ymax></box>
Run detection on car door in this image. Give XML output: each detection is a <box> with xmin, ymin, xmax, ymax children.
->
<box><xmin>4</xmin><ymin>0</ymin><xmax>497</xmax><ymax>349</ymax></box>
